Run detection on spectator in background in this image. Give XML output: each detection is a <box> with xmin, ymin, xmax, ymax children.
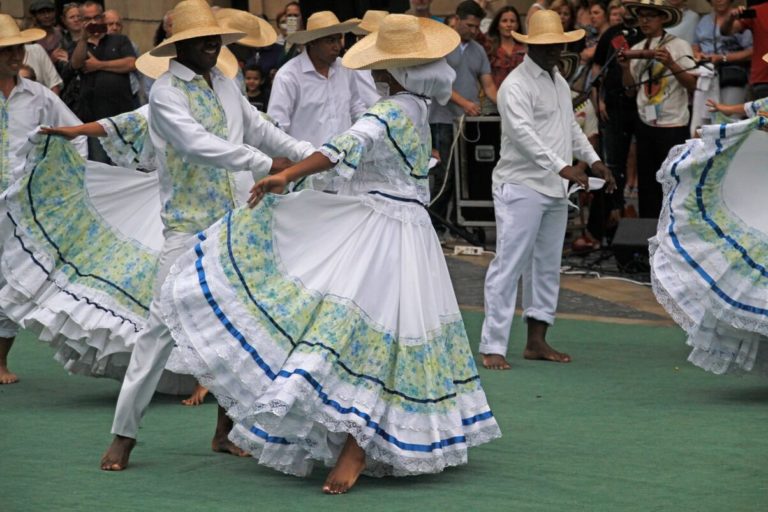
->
<box><xmin>608</xmin><ymin>0</ymin><xmax>626</xmax><ymax>26</ymax></box>
<box><xmin>573</xmin><ymin>0</ymin><xmax>594</xmax><ymax>28</ymax></box>
<box><xmin>104</xmin><ymin>9</ymin><xmax>144</xmax><ymax>106</ymax></box>
<box><xmin>28</xmin><ymin>0</ymin><xmax>62</xmax><ymax>59</ymax></box>
<box><xmin>71</xmin><ymin>0</ymin><xmax>137</xmax><ymax>162</ymax></box>
<box><xmin>429</xmin><ymin>0</ymin><xmax>497</xmax><ymax>228</ymax></box>
<box><xmin>23</xmin><ymin>43</ymin><xmax>62</xmax><ymax>92</ymax></box>
<box><xmin>551</xmin><ymin>0</ymin><xmax>587</xmax><ymax>54</ymax></box>
<box><xmin>621</xmin><ymin>0</ymin><xmax>696</xmax><ymax>218</ymax></box>
<box><xmin>444</xmin><ymin>14</ymin><xmax>459</xmax><ymax>29</ymax></box>
<box><xmin>244</xmin><ymin>65</ymin><xmax>267</xmax><ymax>110</ymax></box>
<box><xmin>485</xmin><ymin>6</ymin><xmax>526</xmax><ymax>89</ymax></box>
<box><xmin>153</xmin><ymin>10</ymin><xmax>173</xmax><ymax>47</ymax></box>
<box><xmin>666</xmin><ymin>0</ymin><xmax>699</xmax><ymax>44</ymax></box>
<box><xmin>408</xmin><ymin>0</ymin><xmax>444</xmax><ymax>22</ymax></box>
<box><xmin>690</xmin><ymin>0</ymin><xmax>752</xmax><ymax>130</ymax></box>
<box><xmin>267</xmin><ymin>11</ymin><xmax>365</xmax><ymax>148</ymax></box>
<box><xmin>721</xmin><ymin>1</ymin><xmax>768</xmax><ymax>100</ymax></box>
<box><xmin>474</xmin><ymin>0</ymin><xmax>495</xmax><ymax>33</ymax></box>
<box><xmin>60</xmin><ymin>3</ymin><xmax>84</xmax><ymax>49</ymax></box>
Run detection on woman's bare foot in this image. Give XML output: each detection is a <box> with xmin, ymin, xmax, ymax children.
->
<box><xmin>0</xmin><ymin>364</ymin><xmax>18</xmax><ymax>384</ymax></box>
<box><xmin>323</xmin><ymin>435</ymin><xmax>366</xmax><ymax>494</ymax></box>
<box><xmin>100</xmin><ymin>435</ymin><xmax>136</xmax><ymax>471</ymax></box>
<box><xmin>181</xmin><ymin>384</ymin><xmax>209</xmax><ymax>406</ymax></box>
<box><xmin>481</xmin><ymin>353</ymin><xmax>511</xmax><ymax>370</ymax></box>
<box><xmin>211</xmin><ymin>405</ymin><xmax>249</xmax><ymax>457</ymax></box>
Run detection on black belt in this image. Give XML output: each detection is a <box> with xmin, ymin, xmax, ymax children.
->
<box><xmin>367</xmin><ymin>190</ymin><xmax>426</xmax><ymax>207</ymax></box>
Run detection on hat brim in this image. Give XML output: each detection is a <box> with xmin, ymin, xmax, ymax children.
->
<box><xmin>1</xmin><ymin>27</ymin><xmax>46</xmax><ymax>48</ymax></box>
<box><xmin>558</xmin><ymin>52</ymin><xmax>579</xmax><ymax>81</ymax></box>
<box><xmin>511</xmin><ymin>28</ymin><xmax>585</xmax><ymax>45</ymax></box>
<box><xmin>286</xmin><ymin>19</ymin><xmax>359</xmax><ymax>45</ymax></box>
<box><xmin>624</xmin><ymin>3</ymin><xmax>682</xmax><ymax>28</ymax></box>
<box><xmin>342</xmin><ymin>18</ymin><xmax>460</xmax><ymax>70</ymax></box>
<box><xmin>215</xmin><ymin>8</ymin><xmax>278</xmax><ymax>48</ymax></box>
<box><xmin>150</xmin><ymin>27</ymin><xmax>245</xmax><ymax>57</ymax></box>
<box><xmin>137</xmin><ymin>45</ymin><xmax>239</xmax><ymax>79</ymax></box>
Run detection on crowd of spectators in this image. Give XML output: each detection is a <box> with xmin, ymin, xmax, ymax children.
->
<box><xmin>13</xmin><ymin>0</ymin><xmax>768</xmax><ymax>248</ymax></box>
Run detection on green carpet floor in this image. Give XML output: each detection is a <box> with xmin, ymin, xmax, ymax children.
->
<box><xmin>1</xmin><ymin>313</ymin><xmax>766</xmax><ymax>512</ymax></box>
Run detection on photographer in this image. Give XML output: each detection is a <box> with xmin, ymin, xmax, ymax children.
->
<box><xmin>721</xmin><ymin>0</ymin><xmax>768</xmax><ymax>99</ymax></box>
<box><xmin>620</xmin><ymin>0</ymin><xmax>696</xmax><ymax>219</ymax></box>
<box><xmin>71</xmin><ymin>0</ymin><xmax>136</xmax><ymax>162</ymax></box>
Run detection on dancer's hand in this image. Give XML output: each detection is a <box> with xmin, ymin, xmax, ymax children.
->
<box><xmin>591</xmin><ymin>161</ymin><xmax>617</xmax><ymax>193</ymax></box>
<box><xmin>269</xmin><ymin>157</ymin><xmax>293</xmax><ymax>175</ymax></box>
<box><xmin>248</xmin><ymin>174</ymin><xmax>288</xmax><ymax>208</ymax></box>
<box><xmin>39</xmin><ymin>125</ymin><xmax>83</xmax><ymax>140</ymax></box>
<box><xmin>559</xmin><ymin>165</ymin><xmax>589</xmax><ymax>191</ymax></box>
<box><xmin>705</xmin><ymin>98</ymin><xmax>723</xmax><ymax>113</ymax></box>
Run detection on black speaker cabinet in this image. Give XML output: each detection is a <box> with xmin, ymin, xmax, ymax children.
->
<box><xmin>453</xmin><ymin>116</ymin><xmax>500</xmax><ymax>227</ymax></box>
<box><xmin>612</xmin><ymin>218</ymin><xmax>658</xmax><ymax>272</ymax></box>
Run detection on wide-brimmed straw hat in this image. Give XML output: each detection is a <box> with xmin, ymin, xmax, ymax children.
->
<box><xmin>343</xmin><ymin>14</ymin><xmax>459</xmax><ymax>70</ymax></box>
<box><xmin>150</xmin><ymin>0</ymin><xmax>245</xmax><ymax>57</ymax></box>
<box><xmin>512</xmin><ymin>10</ymin><xmax>585</xmax><ymax>45</ymax></box>
<box><xmin>136</xmin><ymin>45</ymin><xmax>238</xmax><ymax>79</ymax></box>
<box><xmin>624</xmin><ymin>0</ymin><xmax>682</xmax><ymax>28</ymax></box>
<box><xmin>215</xmin><ymin>8</ymin><xmax>277</xmax><ymax>48</ymax></box>
<box><xmin>351</xmin><ymin>10</ymin><xmax>389</xmax><ymax>35</ymax></box>
<box><xmin>0</xmin><ymin>14</ymin><xmax>45</xmax><ymax>48</ymax></box>
<box><xmin>286</xmin><ymin>11</ymin><xmax>359</xmax><ymax>45</ymax></box>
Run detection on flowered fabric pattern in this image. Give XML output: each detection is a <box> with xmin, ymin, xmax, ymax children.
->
<box><xmin>0</xmin><ymin>93</ymin><xmax>10</xmax><ymax>191</ymax></box>
<box><xmin>97</xmin><ymin>108</ymin><xmax>152</xmax><ymax>169</ymax></box>
<box><xmin>651</xmin><ymin>116</ymin><xmax>768</xmax><ymax>374</ymax></box>
<box><xmin>163</xmin><ymin>76</ymin><xmax>238</xmax><ymax>233</ymax></box>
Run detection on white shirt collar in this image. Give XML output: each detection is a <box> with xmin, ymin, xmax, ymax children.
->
<box><xmin>298</xmin><ymin>50</ymin><xmax>338</xmax><ymax>78</ymax></box>
<box><xmin>521</xmin><ymin>55</ymin><xmax>558</xmax><ymax>79</ymax></box>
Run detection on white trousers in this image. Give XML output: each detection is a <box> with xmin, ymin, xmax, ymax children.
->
<box><xmin>111</xmin><ymin>230</ymin><xmax>196</xmax><ymax>438</ymax></box>
<box><xmin>479</xmin><ymin>183</ymin><xmax>568</xmax><ymax>357</ymax></box>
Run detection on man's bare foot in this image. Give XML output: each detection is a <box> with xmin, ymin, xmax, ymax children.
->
<box><xmin>323</xmin><ymin>435</ymin><xmax>366</xmax><ymax>494</ymax></box>
<box><xmin>0</xmin><ymin>365</ymin><xmax>19</xmax><ymax>384</ymax></box>
<box><xmin>481</xmin><ymin>353</ymin><xmax>511</xmax><ymax>370</ymax></box>
<box><xmin>181</xmin><ymin>384</ymin><xmax>209</xmax><ymax>406</ymax></box>
<box><xmin>523</xmin><ymin>341</ymin><xmax>572</xmax><ymax>363</ymax></box>
<box><xmin>100</xmin><ymin>435</ymin><xmax>136</xmax><ymax>471</ymax></box>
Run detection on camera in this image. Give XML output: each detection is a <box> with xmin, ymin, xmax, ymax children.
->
<box><xmin>86</xmin><ymin>22</ymin><xmax>107</xmax><ymax>35</ymax></box>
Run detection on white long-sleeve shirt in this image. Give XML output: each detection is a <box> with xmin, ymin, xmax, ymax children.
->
<box><xmin>5</xmin><ymin>77</ymin><xmax>86</xmax><ymax>185</ymax></box>
<box><xmin>492</xmin><ymin>55</ymin><xmax>600</xmax><ymax>198</ymax></box>
<box><xmin>149</xmin><ymin>60</ymin><xmax>314</xmax><ymax>233</ymax></box>
<box><xmin>267</xmin><ymin>51</ymin><xmax>367</xmax><ymax>147</ymax></box>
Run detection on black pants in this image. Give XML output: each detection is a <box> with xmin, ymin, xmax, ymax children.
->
<box><xmin>635</xmin><ymin>121</ymin><xmax>688</xmax><ymax>219</ymax></box>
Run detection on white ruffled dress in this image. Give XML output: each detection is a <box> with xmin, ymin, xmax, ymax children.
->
<box><xmin>161</xmin><ymin>94</ymin><xmax>501</xmax><ymax>477</ymax></box>
<box><xmin>651</xmin><ymin>113</ymin><xmax>768</xmax><ymax>375</ymax></box>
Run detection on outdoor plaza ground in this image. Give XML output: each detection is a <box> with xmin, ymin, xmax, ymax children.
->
<box><xmin>2</xmin><ymin>249</ymin><xmax>766</xmax><ymax>511</ymax></box>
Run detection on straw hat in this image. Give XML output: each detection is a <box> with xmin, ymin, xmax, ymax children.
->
<box><xmin>0</xmin><ymin>14</ymin><xmax>45</xmax><ymax>48</ymax></box>
<box><xmin>351</xmin><ymin>10</ymin><xmax>389</xmax><ymax>35</ymax></box>
<box><xmin>136</xmin><ymin>45</ymin><xmax>238</xmax><ymax>80</ymax></box>
<box><xmin>343</xmin><ymin>14</ymin><xmax>459</xmax><ymax>70</ymax></box>
<box><xmin>150</xmin><ymin>0</ymin><xmax>245</xmax><ymax>57</ymax></box>
<box><xmin>215</xmin><ymin>8</ymin><xmax>277</xmax><ymax>48</ymax></box>
<box><xmin>286</xmin><ymin>11</ymin><xmax>359</xmax><ymax>45</ymax></box>
<box><xmin>512</xmin><ymin>10</ymin><xmax>585</xmax><ymax>45</ymax></box>
<box><xmin>624</xmin><ymin>0</ymin><xmax>682</xmax><ymax>28</ymax></box>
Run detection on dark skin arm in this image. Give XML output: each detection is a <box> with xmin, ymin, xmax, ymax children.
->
<box><xmin>248</xmin><ymin>152</ymin><xmax>333</xmax><ymax>207</ymax></box>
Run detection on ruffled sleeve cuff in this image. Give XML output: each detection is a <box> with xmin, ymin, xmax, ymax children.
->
<box><xmin>319</xmin><ymin>133</ymin><xmax>364</xmax><ymax>180</ymax></box>
<box><xmin>97</xmin><ymin>111</ymin><xmax>149</xmax><ymax>169</ymax></box>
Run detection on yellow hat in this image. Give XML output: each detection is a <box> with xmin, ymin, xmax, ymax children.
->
<box><xmin>286</xmin><ymin>11</ymin><xmax>359</xmax><ymax>45</ymax></box>
<box><xmin>136</xmin><ymin>45</ymin><xmax>239</xmax><ymax>79</ymax></box>
<box><xmin>0</xmin><ymin>14</ymin><xmax>45</xmax><ymax>48</ymax></box>
<box><xmin>351</xmin><ymin>10</ymin><xmax>389</xmax><ymax>35</ymax></box>
<box><xmin>215</xmin><ymin>8</ymin><xmax>277</xmax><ymax>48</ymax></box>
<box><xmin>511</xmin><ymin>10</ymin><xmax>585</xmax><ymax>45</ymax></box>
<box><xmin>150</xmin><ymin>0</ymin><xmax>245</xmax><ymax>57</ymax></box>
<box><xmin>343</xmin><ymin>14</ymin><xmax>459</xmax><ymax>70</ymax></box>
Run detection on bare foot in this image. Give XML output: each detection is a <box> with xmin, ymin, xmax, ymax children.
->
<box><xmin>100</xmin><ymin>435</ymin><xmax>136</xmax><ymax>471</ymax></box>
<box><xmin>181</xmin><ymin>384</ymin><xmax>209</xmax><ymax>406</ymax></box>
<box><xmin>323</xmin><ymin>435</ymin><xmax>366</xmax><ymax>494</ymax></box>
<box><xmin>481</xmin><ymin>353</ymin><xmax>511</xmax><ymax>370</ymax></box>
<box><xmin>0</xmin><ymin>364</ymin><xmax>19</xmax><ymax>384</ymax></box>
<box><xmin>211</xmin><ymin>435</ymin><xmax>249</xmax><ymax>457</ymax></box>
<box><xmin>523</xmin><ymin>341</ymin><xmax>572</xmax><ymax>363</ymax></box>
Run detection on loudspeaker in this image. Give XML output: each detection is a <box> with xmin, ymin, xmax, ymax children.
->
<box><xmin>611</xmin><ymin>218</ymin><xmax>658</xmax><ymax>272</ymax></box>
<box><xmin>454</xmin><ymin>116</ymin><xmax>501</xmax><ymax>227</ymax></box>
